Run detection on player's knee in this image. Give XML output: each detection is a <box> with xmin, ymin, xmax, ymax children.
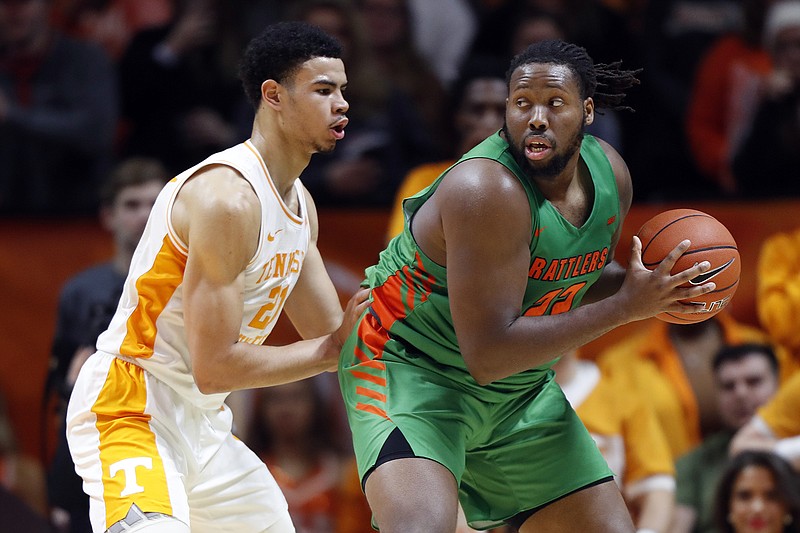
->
<box><xmin>104</xmin><ymin>510</ymin><xmax>189</xmax><ymax>533</ymax></box>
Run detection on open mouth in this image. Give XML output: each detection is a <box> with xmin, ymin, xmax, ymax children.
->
<box><xmin>331</xmin><ymin>119</ymin><xmax>348</xmax><ymax>140</ymax></box>
<box><xmin>525</xmin><ymin>137</ymin><xmax>552</xmax><ymax>160</ymax></box>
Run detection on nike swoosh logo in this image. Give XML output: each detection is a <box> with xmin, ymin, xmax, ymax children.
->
<box><xmin>534</xmin><ymin>227</ymin><xmax>546</xmax><ymax>237</ymax></box>
<box><xmin>689</xmin><ymin>258</ymin><xmax>735</xmax><ymax>285</ymax></box>
<box><xmin>267</xmin><ymin>229</ymin><xmax>284</xmax><ymax>242</ymax></box>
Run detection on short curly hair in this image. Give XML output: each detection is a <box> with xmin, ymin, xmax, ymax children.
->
<box><xmin>238</xmin><ymin>21</ymin><xmax>343</xmax><ymax>109</ymax></box>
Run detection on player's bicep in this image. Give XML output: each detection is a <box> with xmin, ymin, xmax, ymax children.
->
<box><xmin>441</xmin><ymin>166</ymin><xmax>532</xmax><ymax>361</ymax></box>
<box><xmin>178</xmin><ymin>171</ymin><xmax>259</xmax><ymax>372</ymax></box>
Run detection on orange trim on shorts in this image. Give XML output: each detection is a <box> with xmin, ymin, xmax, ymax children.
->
<box><xmin>356</xmin><ymin>385</ymin><xmax>386</xmax><ymax>402</ymax></box>
<box><xmin>348</xmin><ymin>313</ymin><xmax>393</xmax><ymax>420</ymax></box>
<box><xmin>355</xmin><ymin>403</ymin><xmax>389</xmax><ymax>420</ymax></box>
<box><xmin>349</xmin><ymin>370</ymin><xmax>386</xmax><ymax>387</ymax></box>
<box><xmin>120</xmin><ymin>236</ymin><xmax>186</xmax><ymax>358</ymax></box>
<box><xmin>93</xmin><ymin>358</ymin><xmax>172</xmax><ymax>525</ymax></box>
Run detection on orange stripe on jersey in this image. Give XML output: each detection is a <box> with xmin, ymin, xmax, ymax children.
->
<box><xmin>356</xmin><ymin>385</ymin><xmax>386</xmax><ymax>402</ymax></box>
<box><xmin>93</xmin><ymin>359</ymin><xmax>171</xmax><ymax>525</ymax></box>
<box><xmin>356</xmin><ymin>403</ymin><xmax>389</xmax><ymax>420</ymax></box>
<box><xmin>120</xmin><ymin>236</ymin><xmax>186</xmax><ymax>358</ymax></box>
<box><xmin>349</xmin><ymin>370</ymin><xmax>386</xmax><ymax>387</ymax></box>
<box><xmin>370</xmin><ymin>252</ymin><xmax>433</xmax><ymax>330</ymax></box>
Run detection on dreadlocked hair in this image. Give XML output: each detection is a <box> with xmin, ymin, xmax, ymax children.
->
<box><xmin>506</xmin><ymin>39</ymin><xmax>641</xmax><ymax>112</ymax></box>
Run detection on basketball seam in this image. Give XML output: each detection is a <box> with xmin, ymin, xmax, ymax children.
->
<box><xmin>640</xmin><ymin>214</ymin><xmax>712</xmax><ymax>256</ymax></box>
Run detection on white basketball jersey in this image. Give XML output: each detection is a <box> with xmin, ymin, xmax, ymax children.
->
<box><xmin>96</xmin><ymin>141</ymin><xmax>310</xmax><ymax>410</ymax></box>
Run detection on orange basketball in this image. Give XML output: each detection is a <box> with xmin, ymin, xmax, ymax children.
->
<box><xmin>637</xmin><ymin>208</ymin><xmax>740</xmax><ymax>324</ymax></box>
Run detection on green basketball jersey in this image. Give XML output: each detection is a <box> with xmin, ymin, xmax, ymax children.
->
<box><xmin>365</xmin><ymin>132</ymin><xmax>620</xmax><ymax>395</ymax></box>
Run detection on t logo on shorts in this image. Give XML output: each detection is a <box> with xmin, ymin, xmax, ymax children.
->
<box><xmin>110</xmin><ymin>457</ymin><xmax>154</xmax><ymax>497</ymax></box>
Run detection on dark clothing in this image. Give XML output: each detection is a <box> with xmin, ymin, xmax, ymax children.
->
<box><xmin>732</xmin><ymin>91</ymin><xmax>800</xmax><ymax>198</ymax></box>
<box><xmin>118</xmin><ymin>25</ymin><xmax>244</xmax><ymax>173</ymax></box>
<box><xmin>47</xmin><ymin>263</ymin><xmax>125</xmax><ymax>533</ymax></box>
<box><xmin>0</xmin><ymin>34</ymin><xmax>118</xmax><ymax>216</ymax></box>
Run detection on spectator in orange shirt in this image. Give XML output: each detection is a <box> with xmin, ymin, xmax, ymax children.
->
<box><xmin>597</xmin><ymin>312</ymin><xmax>771</xmax><ymax>458</ymax></box>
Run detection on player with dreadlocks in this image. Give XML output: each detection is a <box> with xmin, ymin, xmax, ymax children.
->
<box><xmin>338</xmin><ymin>39</ymin><xmax>716</xmax><ymax>532</ymax></box>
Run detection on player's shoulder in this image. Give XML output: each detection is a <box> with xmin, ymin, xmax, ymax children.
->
<box><xmin>589</xmin><ymin>136</ymin><xmax>627</xmax><ymax>173</ymax></box>
<box><xmin>443</xmin><ymin>156</ymin><xmax>523</xmax><ymax>197</ymax></box>
<box><xmin>181</xmin><ymin>165</ymin><xmax>259</xmax><ymax>213</ymax></box>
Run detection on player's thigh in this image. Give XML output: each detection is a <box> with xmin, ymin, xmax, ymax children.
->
<box><xmin>365</xmin><ymin>456</ymin><xmax>459</xmax><ymax>533</ymax></box>
<box><xmin>518</xmin><ymin>479</ymin><xmax>634</xmax><ymax>533</ymax></box>
<box><xmin>67</xmin><ymin>353</ymin><xmax>191</xmax><ymax>532</ymax></box>
<box><xmin>188</xmin><ymin>431</ymin><xmax>293</xmax><ymax>533</ymax></box>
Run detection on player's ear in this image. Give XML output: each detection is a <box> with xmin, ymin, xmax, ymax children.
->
<box><xmin>584</xmin><ymin>97</ymin><xmax>594</xmax><ymax>126</ymax></box>
<box><xmin>261</xmin><ymin>80</ymin><xmax>281</xmax><ymax>110</ymax></box>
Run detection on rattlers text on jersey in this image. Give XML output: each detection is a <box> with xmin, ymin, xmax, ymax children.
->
<box><xmin>97</xmin><ymin>140</ymin><xmax>310</xmax><ymax>410</ymax></box>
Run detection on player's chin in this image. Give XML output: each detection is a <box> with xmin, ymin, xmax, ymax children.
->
<box><xmin>314</xmin><ymin>141</ymin><xmax>338</xmax><ymax>154</ymax></box>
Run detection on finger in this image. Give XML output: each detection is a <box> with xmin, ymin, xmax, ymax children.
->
<box><xmin>671</xmin><ymin>259</ymin><xmax>712</xmax><ymax>286</ymax></box>
<box><xmin>629</xmin><ymin>235</ymin><xmax>643</xmax><ymax>266</ymax></box>
<box><xmin>673</xmin><ymin>282</ymin><xmax>717</xmax><ymax>301</ymax></box>
<box><xmin>654</xmin><ymin>239</ymin><xmax>691</xmax><ymax>274</ymax></box>
<box><xmin>668</xmin><ymin>298</ymin><xmax>714</xmax><ymax>316</ymax></box>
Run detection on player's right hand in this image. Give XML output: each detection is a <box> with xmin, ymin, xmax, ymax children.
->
<box><xmin>618</xmin><ymin>236</ymin><xmax>716</xmax><ymax>321</ymax></box>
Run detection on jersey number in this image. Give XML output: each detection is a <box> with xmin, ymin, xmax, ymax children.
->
<box><xmin>248</xmin><ymin>284</ymin><xmax>289</xmax><ymax>329</ymax></box>
<box><xmin>523</xmin><ymin>282</ymin><xmax>586</xmax><ymax>316</ymax></box>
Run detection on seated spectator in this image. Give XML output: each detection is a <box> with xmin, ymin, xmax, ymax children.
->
<box><xmin>386</xmin><ymin>54</ymin><xmax>507</xmax><ymax>240</ymax></box>
<box><xmin>0</xmin><ymin>0</ymin><xmax>118</xmax><ymax>216</ymax></box>
<box><xmin>597</xmin><ymin>312</ymin><xmax>770</xmax><ymax>458</ymax></box>
<box><xmin>712</xmin><ymin>450</ymin><xmax>800</xmax><ymax>533</ymax></box>
<box><xmin>289</xmin><ymin>0</ymin><xmax>440</xmax><ymax>207</ymax></box>
<box><xmin>756</xmin><ymin>226</ymin><xmax>800</xmax><ymax>383</ymax></box>
<box><xmin>117</xmin><ymin>0</ymin><xmax>245</xmax><ymax>174</ymax></box>
<box><xmin>555</xmin><ymin>349</ymin><xmax>676</xmax><ymax>533</ymax></box>
<box><xmin>685</xmin><ymin>0</ymin><xmax>772</xmax><ymax>196</ymax></box>
<box><xmin>356</xmin><ymin>0</ymin><xmax>449</xmax><ymax>153</ymax></box>
<box><xmin>731</xmin><ymin>371</ymin><xmax>800</xmax><ymax>471</ymax></box>
<box><xmin>672</xmin><ymin>343</ymin><xmax>781</xmax><ymax>533</ymax></box>
<box><xmin>0</xmin><ymin>393</ymin><xmax>47</xmax><ymax>520</ymax></box>
<box><xmin>732</xmin><ymin>1</ymin><xmax>800</xmax><ymax>199</ymax></box>
<box><xmin>46</xmin><ymin>156</ymin><xmax>168</xmax><ymax>533</ymax></box>
<box><xmin>54</xmin><ymin>0</ymin><xmax>172</xmax><ymax>59</ymax></box>
<box><xmin>247</xmin><ymin>377</ymin><xmax>373</xmax><ymax>532</ymax></box>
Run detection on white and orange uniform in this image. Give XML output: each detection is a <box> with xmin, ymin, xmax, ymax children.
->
<box><xmin>67</xmin><ymin>140</ymin><xmax>308</xmax><ymax>532</ymax></box>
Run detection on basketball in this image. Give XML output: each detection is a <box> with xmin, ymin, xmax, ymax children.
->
<box><xmin>637</xmin><ymin>208</ymin><xmax>740</xmax><ymax>324</ymax></box>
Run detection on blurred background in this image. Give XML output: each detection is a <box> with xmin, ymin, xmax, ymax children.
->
<box><xmin>3</xmin><ymin>0</ymin><xmax>800</xmax><ymax>531</ymax></box>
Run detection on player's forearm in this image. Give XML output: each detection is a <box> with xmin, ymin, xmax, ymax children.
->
<box><xmin>193</xmin><ymin>335</ymin><xmax>340</xmax><ymax>393</ymax></box>
<box><xmin>635</xmin><ymin>489</ymin><xmax>675</xmax><ymax>533</ymax></box>
<box><xmin>462</xmin><ymin>297</ymin><xmax>629</xmax><ymax>384</ymax></box>
<box><xmin>580</xmin><ymin>260</ymin><xmax>626</xmax><ymax>304</ymax></box>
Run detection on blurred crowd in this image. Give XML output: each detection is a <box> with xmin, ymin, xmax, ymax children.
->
<box><xmin>2</xmin><ymin>0</ymin><xmax>800</xmax><ymax>217</ymax></box>
<box><xmin>3</xmin><ymin>0</ymin><xmax>800</xmax><ymax>532</ymax></box>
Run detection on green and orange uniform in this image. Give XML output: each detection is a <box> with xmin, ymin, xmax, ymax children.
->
<box><xmin>339</xmin><ymin>133</ymin><xmax>619</xmax><ymax>529</ymax></box>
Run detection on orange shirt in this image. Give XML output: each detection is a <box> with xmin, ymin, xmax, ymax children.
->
<box><xmin>597</xmin><ymin>313</ymin><xmax>769</xmax><ymax>458</ymax></box>
<box><xmin>386</xmin><ymin>161</ymin><xmax>454</xmax><ymax>241</ymax></box>
<box><xmin>686</xmin><ymin>35</ymin><xmax>771</xmax><ymax>188</ymax></box>
<box><xmin>757</xmin><ymin>228</ymin><xmax>800</xmax><ymax>383</ymax></box>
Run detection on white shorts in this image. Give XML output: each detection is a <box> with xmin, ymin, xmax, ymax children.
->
<box><xmin>66</xmin><ymin>351</ymin><xmax>293</xmax><ymax>533</ymax></box>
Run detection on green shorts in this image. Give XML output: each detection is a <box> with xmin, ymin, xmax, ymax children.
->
<box><xmin>338</xmin><ymin>314</ymin><xmax>613</xmax><ymax>529</ymax></box>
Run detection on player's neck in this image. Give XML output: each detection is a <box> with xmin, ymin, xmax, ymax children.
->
<box><xmin>249</xmin><ymin>128</ymin><xmax>309</xmax><ymax>199</ymax></box>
